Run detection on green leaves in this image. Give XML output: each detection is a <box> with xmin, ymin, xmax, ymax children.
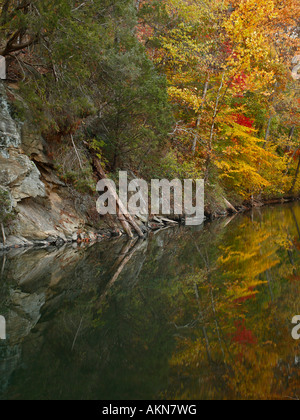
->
<box><xmin>1</xmin><ymin>0</ymin><xmax>172</xmax><ymax>173</ymax></box>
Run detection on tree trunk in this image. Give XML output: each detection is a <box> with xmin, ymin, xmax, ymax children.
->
<box><xmin>0</xmin><ymin>33</ymin><xmax>37</xmax><ymax>57</ymax></box>
<box><xmin>289</xmin><ymin>155</ymin><xmax>300</xmax><ymax>195</ymax></box>
<box><xmin>205</xmin><ymin>72</ymin><xmax>225</xmax><ymax>181</ymax></box>
<box><xmin>93</xmin><ymin>157</ymin><xmax>144</xmax><ymax>238</ymax></box>
<box><xmin>263</xmin><ymin>116</ymin><xmax>272</xmax><ymax>149</ymax></box>
<box><xmin>223</xmin><ymin>197</ymin><xmax>238</xmax><ymax>213</ymax></box>
<box><xmin>192</xmin><ymin>76</ymin><xmax>209</xmax><ymax>155</ymax></box>
<box><xmin>70</xmin><ymin>134</ymin><xmax>83</xmax><ymax>171</ymax></box>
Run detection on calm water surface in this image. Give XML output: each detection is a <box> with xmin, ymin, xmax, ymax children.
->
<box><xmin>0</xmin><ymin>203</ymin><xmax>299</xmax><ymax>400</ymax></box>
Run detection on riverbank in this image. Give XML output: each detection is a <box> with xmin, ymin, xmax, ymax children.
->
<box><xmin>1</xmin><ymin>78</ymin><xmax>299</xmax><ymax>253</ymax></box>
<box><xmin>0</xmin><ymin>215</ymin><xmax>184</xmax><ymax>253</ymax></box>
<box><xmin>2</xmin><ymin>195</ymin><xmax>299</xmax><ymax>254</ymax></box>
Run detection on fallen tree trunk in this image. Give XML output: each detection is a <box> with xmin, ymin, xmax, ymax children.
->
<box><xmin>159</xmin><ymin>216</ymin><xmax>179</xmax><ymax>225</ymax></box>
<box><xmin>223</xmin><ymin>197</ymin><xmax>238</xmax><ymax>213</ymax></box>
<box><xmin>93</xmin><ymin>157</ymin><xmax>144</xmax><ymax>238</ymax></box>
<box><xmin>117</xmin><ymin>211</ymin><xmax>134</xmax><ymax>239</ymax></box>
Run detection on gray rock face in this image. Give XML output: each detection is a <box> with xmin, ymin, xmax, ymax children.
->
<box><xmin>0</xmin><ymin>83</ymin><xmax>46</xmax><ymax>209</ymax></box>
<box><xmin>0</xmin><ymin>82</ymin><xmax>96</xmax><ymax>245</ymax></box>
<box><xmin>0</xmin><ymin>84</ymin><xmax>21</xmax><ymax>156</ymax></box>
<box><xmin>21</xmin><ymin>121</ymin><xmax>49</xmax><ymax>164</ymax></box>
<box><xmin>0</xmin><ymin>152</ymin><xmax>46</xmax><ymax>206</ymax></box>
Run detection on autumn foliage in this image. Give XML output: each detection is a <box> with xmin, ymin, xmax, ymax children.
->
<box><xmin>139</xmin><ymin>0</ymin><xmax>300</xmax><ymax>202</ymax></box>
<box><xmin>1</xmin><ymin>0</ymin><xmax>300</xmax><ymax>203</ymax></box>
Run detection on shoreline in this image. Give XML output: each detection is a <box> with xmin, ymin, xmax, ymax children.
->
<box><xmin>1</xmin><ymin>196</ymin><xmax>299</xmax><ymax>254</ymax></box>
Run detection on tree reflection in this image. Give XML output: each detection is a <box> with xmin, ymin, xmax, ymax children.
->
<box><xmin>164</xmin><ymin>205</ymin><xmax>300</xmax><ymax>400</ymax></box>
<box><xmin>0</xmin><ymin>205</ymin><xmax>299</xmax><ymax>400</ymax></box>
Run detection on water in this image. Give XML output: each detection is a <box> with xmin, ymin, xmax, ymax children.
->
<box><xmin>0</xmin><ymin>203</ymin><xmax>299</xmax><ymax>400</ymax></box>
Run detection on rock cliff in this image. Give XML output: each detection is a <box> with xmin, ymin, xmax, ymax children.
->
<box><xmin>0</xmin><ymin>82</ymin><xmax>98</xmax><ymax>249</ymax></box>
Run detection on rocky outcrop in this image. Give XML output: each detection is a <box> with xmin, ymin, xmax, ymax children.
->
<box><xmin>0</xmin><ymin>82</ymin><xmax>46</xmax><ymax>206</ymax></box>
<box><xmin>0</xmin><ymin>82</ymin><xmax>100</xmax><ymax>249</ymax></box>
<box><xmin>0</xmin><ymin>151</ymin><xmax>46</xmax><ymax>206</ymax></box>
<box><xmin>0</xmin><ymin>84</ymin><xmax>21</xmax><ymax>156</ymax></box>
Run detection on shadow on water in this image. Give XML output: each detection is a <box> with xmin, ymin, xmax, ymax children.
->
<box><xmin>0</xmin><ymin>203</ymin><xmax>299</xmax><ymax>400</ymax></box>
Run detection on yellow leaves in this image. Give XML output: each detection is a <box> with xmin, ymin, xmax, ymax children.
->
<box><xmin>216</xmin><ymin>221</ymin><xmax>281</xmax><ymax>309</ymax></box>
<box><xmin>215</xmin><ymin>117</ymin><xmax>288</xmax><ymax>198</ymax></box>
<box><xmin>150</xmin><ymin>0</ymin><xmax>300</xmax><ymax>201</ymax></box>
<box><xmin>226</xmin><ymin>280</ymin><xmax>267</xmax><ymax>303</ymax></box>
<box><xmin>226</xmin><ymin>344</ymin><xmax>280</xmax><ymax>400</ymax></box>
<box><xmin>158</xmin><ymin>26</ymin><xmax>212</xmax><ymax>72</ymax></box>
<box><xmin>223</xmin><ymin>0</ymin><xmax>279</xmax><ymax>93</ymax></box>
<box><xmin>167</xmin><ymin>86</ymin><xmax>203</xmax><ymax>112</ymax></box>
<box><xmin>225</xmin><ymin>0</ymin><xmax>278</xmax><ymax>37</ymax></box>
<box><xmin>166</xmin><ymin>0</ymin><xmax>227</xmax><ymax>25</ymax></box>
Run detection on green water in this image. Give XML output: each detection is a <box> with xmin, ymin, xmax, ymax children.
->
<box><xmin>0</xmin><ymin>203</ymin><xmax>299</xmax><ymax>400</ymax></box>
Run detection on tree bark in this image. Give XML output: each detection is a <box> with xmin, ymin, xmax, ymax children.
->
<box><xmin>0</xmin><ymin>35</ymin><xmax>38</xmax><ymax>57</ymax></box>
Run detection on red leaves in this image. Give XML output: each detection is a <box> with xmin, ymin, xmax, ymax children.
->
<box><xmin>233</xmin><ymin>292</ymin><xmax>256</xmax><ymax>304</ymax></box>
<box><xmin>288</xmin><ymin>274</ymin><xmax>300</xmax><ymax>282</ymax></box>
<box><xmin>223</xmin><ymin>41</ymin><xmax>233</xmax><ymax>56</ymax></box>
<box><xmin>233</xmin><ymin>113</ymin><xmax>254</xmax><ymax>128</ymax></box>
<box><xmin>136</xmin><ymin>24</ymin><xmax>154</xmax><ymax>44</ymax></box>
<box><xmin>230</xmin><ymin>71</ymin><xmax>248</xmax><ymax>97</ymax></box>
<box><xmin>232</xmin><ymin>320</ymin><xmax>257</xmax><ymax>345</ymax></box>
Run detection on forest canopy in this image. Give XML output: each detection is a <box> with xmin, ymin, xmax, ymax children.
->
<box><xmin>1</xmin><ymin>0</ymin><xmax>300</xmax><ymax>209</ymax></box>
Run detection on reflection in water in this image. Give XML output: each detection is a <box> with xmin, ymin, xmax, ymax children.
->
<box><xmin>0</xmin><ymin>204</ymin><xmax>299</xmax><ymax>400</ymax></box>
